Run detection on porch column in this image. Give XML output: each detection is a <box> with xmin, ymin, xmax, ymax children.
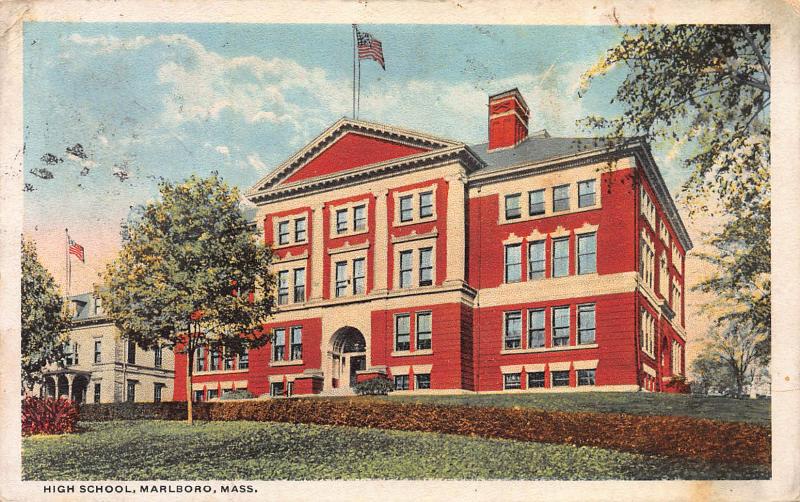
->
<box><xmin>444</xmin><ymin>172</ymin><xmax>467</xmax><ymax>284</ymax></box>
<box><xmin>373</xmin><ymin>189</ymin><xmax>389</xmax><ymax>292</ymax></box>
<box><xmin>310</xmin><ymin>203</ymin><xmax>325</xmax><ymax>300</ymax></box>
<box><xmin>66</xmin><ymin>374</ymin><xmax>75</xmax><ymax>401</ymax></box>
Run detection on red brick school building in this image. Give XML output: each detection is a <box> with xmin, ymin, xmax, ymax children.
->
<box><xmin>174</xmin><ymin>88</ymin><xmax>690</xmax><ymax>400</ymax></box>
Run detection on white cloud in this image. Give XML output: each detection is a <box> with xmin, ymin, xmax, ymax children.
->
<box><xmin>246</xmin><ymin>153</ymin><xmax>268</xmax><ymax>172</ymax></box>
<box><xmin>215</xmin><ymin>145</ymin><xmax>230</xmax><ymax>156</ymax></box>
<box><xmin>67</xmin><ymin>34</ymin><xmax>156</xmax><ymax>53</ymax></box>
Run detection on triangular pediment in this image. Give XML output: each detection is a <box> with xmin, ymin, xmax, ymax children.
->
<box><xmin>247</xmin><ymin>118</ymin><xmax>461</xmax><ymax>194</ymax></box>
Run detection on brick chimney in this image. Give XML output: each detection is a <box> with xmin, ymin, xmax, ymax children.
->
<box><xmin>487</xmin><ymin>88</ymin><xmax>529</xmax><ymax>151</ymax></box>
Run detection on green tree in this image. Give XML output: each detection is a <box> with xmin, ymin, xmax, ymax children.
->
<box><xmin>580</xmin><ymin>25</ymin><xmax>770</xmax><ymax>357</ymax></box>
<box><xmin>21</xmin><ymin>238</ymin><xmax>70</xmax><ymax>392</ymax></box>
<box><xmin>690</xmin><ymin>321</ymin><xmax>766</xmax><ymax>398</ymax></box>
<box><xmin>102</xmin><ymin>175</ymin><xmax>275</xmax><ymax>424</ymax></box>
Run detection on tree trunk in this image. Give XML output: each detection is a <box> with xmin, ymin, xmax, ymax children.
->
<box><xmin>186</xmin><ymin>345</ymin><xmax>194</xmax><ymax>425</ymax></box>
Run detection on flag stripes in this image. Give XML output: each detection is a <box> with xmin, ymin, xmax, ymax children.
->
<box><xmin>356</xmin><ymin>29</ymin><xmax>385</xmax><ymax>70</ymax></box>
<box><xmin>69</xmin><ymin>240</ymin><xmax>85</xmax><ymax>263</ymax></box>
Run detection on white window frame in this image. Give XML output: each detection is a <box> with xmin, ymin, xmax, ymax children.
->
<box><xmin>273</xmin><ymin>212</ymin><xmax>309</xmax><ymax>248</ymax></box>
<box><xmin>329</xmin><ymin>198</ymin><xmax>370</xmax><ymax>238</ymax></box>
<box><xmin>328</xmin><ymin>248</ymin><xmax>368</xmax><ymax>298</ymax></box>
<box><xmin>392</xmin><ymin>184</ymin><xmax>438</xmax><ymax>227</ymax></box>
<box><xmin>393</xmin><ymin>238</ymin><xmax>437</xmax><ymax>290</ymax></box>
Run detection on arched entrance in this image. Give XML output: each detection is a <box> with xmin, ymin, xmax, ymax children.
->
<box><xmin>329</xmin><ymin>327</ymin><xmax>367</xmax><ymax>389</ymax></box>
<box><xmin>71</xmin><ymin>375</ymin><xmax>89</xmax><ymax>404</ymax></box>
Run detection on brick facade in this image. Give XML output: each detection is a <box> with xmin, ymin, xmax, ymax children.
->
<box><xmin>173</xmin><ymin>88</ymin><xmax>691</xmax><ymax>400</ymax></box>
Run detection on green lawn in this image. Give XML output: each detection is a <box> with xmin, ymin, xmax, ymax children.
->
<box><xmin>379</xmin><ymin>392</ymin><xmax>770</xmax><ymax>425</ymax></box>
<box><xmin>22</xmin><ymin>420</ymin><xmax>768</xmax><ymax>480</ymax></box>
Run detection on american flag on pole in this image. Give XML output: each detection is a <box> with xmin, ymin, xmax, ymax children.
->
<box><xmin>68</xmin><ymin>239</ymin><xmax>85</xmax><ymax>263</ymax></box>
<box><xmin>356</xmin><ymin>28</ymin><xmax>385</xmax><ymax>70</ymax></box>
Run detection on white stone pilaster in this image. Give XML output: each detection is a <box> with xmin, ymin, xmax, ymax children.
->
<box><xmin>445</xmin><ymin>173</ymin><xmax>466</xmax><ymax>284</ymax></box>
<box><xmin>373</xmin><ymin>189</ymin><xmax>389</xmax><ymax>292</ymax></box>
<box><xmin>310</xmin><ymin>203</ymin><xmax>325</xmax><ymax>300</ymax></box>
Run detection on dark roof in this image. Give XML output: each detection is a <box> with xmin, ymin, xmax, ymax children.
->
<box><xmin>69</xmin><ymin>293</ymin><xmax>96</xmax><ymax>320</ymax></box>
<box><xmin>469</xmin><ymin>136</ymin><xmax>614</xmax><ymax>173</ymax></box>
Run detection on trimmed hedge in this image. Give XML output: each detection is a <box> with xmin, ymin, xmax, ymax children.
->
<box><xmin>79</xmin><ymin>398</ymin><xmax>770</xmax><ymax>466</ymax></box>
<box><xmin>22</xmin><ymin>396</ymin><xmax>79</xmax><ymax>436</ymax></box>
<box><xmin>353</xmin><ymin>376</ymin><xmax>394</xmax><ymax>395</ymax></box>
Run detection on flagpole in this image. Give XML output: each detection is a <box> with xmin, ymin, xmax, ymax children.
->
<box><xmin>65</xmin><ymin>228</ymin><xmax>70</xmax><ymax>300</ymax></box>
<box><xmin>352</xmin><ymin>24</ymin><xmax>357</xmax><ymax>119</ymax></box>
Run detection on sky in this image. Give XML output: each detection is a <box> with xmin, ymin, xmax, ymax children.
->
<box><xmin>22</xmin><ymin>23</ymin><xmax>704</xmax><ymax>326</ymax></box>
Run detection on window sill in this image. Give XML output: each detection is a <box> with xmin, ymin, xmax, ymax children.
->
<box><xmin>390</xmin><ymin>349</ymin><xmax>433</xmax><ymax>357</ymax></box>
<box><xmin>498</xmin><ymin>204</ymin><xmax>601</xmax><ymax>226</ymax></box>
<box><xmin>270</xmin><ymin>359</ymin><xmax>304</xmax><ymax>367</ymax></box>
<box><xmin>194</xmin><ymin>368</ymin><xmax>249</xmax><ymax>376</ymax></box>
<box><xmin>329</xmin><ymin>228</ymin><xmax>369</xmax><ymax>240</ymax></box>
<box><xmin>273</xmin><ymin>240</ymin><xmax>309</xmax><ymax>250</ymax></box>
<box><xmin>501</xmin><ymin>344</ymin><xmax>598</xmax><ymax>355</ymax></box>
<box><xmin>393</xmin><ymin>215</ymin><xmax>437</xmax><ymax>228</ymax></box>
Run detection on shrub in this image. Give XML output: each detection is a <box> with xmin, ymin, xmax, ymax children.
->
<box><xmin>665</xmin><ymin>376</ymin><xmax>691</xmax><ymax>394</ymax></box>
<box><xmin>220</xmin><ymin>389</ymin><xmax>255</xmax><ymax>400</ymax></box>
<box><xmin>22</xmin><ymin>396</ymin><xmax>79</xmax><ymax>436</ymax></box>
<box><xmin>79</xmin><ymin>402</ymin><xmax>188</xmax><ymax>421</ymax></box>
<box><xmin>353</xmin><ymin>376</ymin><xmax>394</xmax><ymax>396</ymax></box>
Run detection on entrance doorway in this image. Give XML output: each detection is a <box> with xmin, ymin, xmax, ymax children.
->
<box><xmin>330</xmin><ymin>327</ymin><xmax>366</xmax><ymax>389</ymax></box>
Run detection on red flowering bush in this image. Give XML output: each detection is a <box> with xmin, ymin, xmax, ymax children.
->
<box><xmin>22</xmin><ymin>396</ymin><xmax>79</xmax><ymax>436</ymax></box>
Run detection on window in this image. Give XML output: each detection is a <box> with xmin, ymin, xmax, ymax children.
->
<box><xmin>154</xmin><ymin>383</ymin><xmax>164</xmax><ymax>403</ymax></box>
<box><xmin>659</xmin><ymin>255</ymin><xmax>668</xmax><ymax>298</ymax></box>
<box><xmin>65</xmin><ymin>342</ymin><xmax>78</xmax><ymax>365</ymax></box>
<box><xmin>641</xmin><ymin>186</ymin><xmax>656</xmax><ymax>228</ymax></box>
<box><xmin>126</xmin><ymin>380</ymin><xmax>136</xmax><ymax>402</ymax></box>
<box><xmin>528</xmin><ymin>372</ymin><xmax>545</xmax><ymax>388</ymax></box>
<box><xmin>552</xmin><ymin>306</ymin><xmax>570</xmax><ymax>346</ymax></box>
<box><xmin>503</xmin><ymin>373</ymin><xmax>521</xmax><ymax>390</ymax></box>
<box><xmin>204</xmin><ymin>389</ymin><xmax>217</xmax><ymax>400</ymax></box>
<box><xmin>335</xmin><ymin>261</ymin><xmax>348</xmax><ymax>297</ymax></box>
<box><xmin>127</xmin><ymin>339</ymin><xmax>136</xmax><ymax>364</ymax></box>
<box><xmin>399</xmin><ymin>195</ymin><xmax>413</xmax><ymax>222</ymax></box>
<box><xmin>210</xmin><ymin>348</ymin><xmax>220</xmax><ymax>371</ymax></box>
<box><xmin>528</xmin><ymin>189</ymin><xmax>545</xmax><ymax>216</ymax></box>
<box><xmin>551</xmin><ymin>370</ymin><xmax>570</xmax><ymax>387</ymax></box>
<box><xmin>287</xmin><ymin>381</ymin><xmax>294</xmax><ymax>397</ymax></box>
<box><xmin>578</xmin><ymin>180</ymin><xmax>596</xmax><ymax>207</ymax></box>
<box><xmin>353</xmin><ymin>258</ymin><xmax>366</xmax><ymax>294</ymax></box>
<box><xmin>154</xmin><ymin>345</ymin><xmax>162</xmax><ymax>368</ymax></box>
<box><xmin>394</xmin><ymin>375</ymin><xmax>409</xmax><ymax>391</ymax></box>
<box><xmin>336</xmin><ymin>209</ymin><xmax>348</xmax><ymax>234</ymax></box>
<box><xmin>290</xmin><ymin>326</ymin><xmax>303</xmax><ymax>360</ymax></box>
<box><xmin>577</xmin><ymin>233</ymin><xmax>596</xmax><ymax>275</ymax></box>
<box><xmin>272</xmin><ymin>328</ymin><xmax>286</xmax><ymax>361</ymax></box>
<box><xmin>504</xmin><ymin>244</ymin><xmax>521</xmax><ymax>283</ymax></box>
<box><xmin>293</xmin><ymin>268</ymin><xmax>305</xmax><ymax>302</ymax></box>
<box><xmin>504</xmin><ymin>311</ymin><xmax>522</xmax><ymax>349</ymax></box>
<box><xmin>640</xmin><ymin>308</ymin><xmax>655</xmax><ymax>357</ymax></box>
<box><xmin>277</xmin><ymin>270</ymin><xmax>289</xmax><ymax>305</ymax></box>
<box><xmin>528</xmin><ymin>309</ymin><xmax>545</xmax><ymax>348</ymax></box>
<box><xmin>353</xmin><ymin>205</ymin><xmax>366</xmax><ymax>231</ymax></box>
<box><xmin>395</xmin><ymin>314</ymin><xmax>411</xmax><ymax>352</ymax></box>
<box><xmin>552</xmin><ymin>238</ymin><xmax>569</xmax><ymax>278</ymax></box>
<box><xmin>415</xmin><ymin>374</ymin><xmax>431</xmax><ymax>390</ymax></box>
<box><xmin>419</xmin><ymin>248</ymin><xmax>433</xmax><ymax>286</ymax></box>
<box><xmin>196</xmin><ymin>347</ymin><xmax>207</xmax><ymax>372</ymax></box>
<box><xmin>94</xmin><ymin>297</ymin><xmax>103</xmax><ymax>316</ymax></box>
<box><xmin>238</xmin><ymin>349</ymin><xmax>249</xmax><ymax>369</ymax></box>
<box><xmin>193</xmin><ymin>390</ymin><xmax>203</xmax><ymax>402</ymax></box>
<box><xmin>94</xmin><ymin>340</ymin><xmax>102</xmax><ymax>364</ymax></box>
<box><xmin>224</xmin><ymin>350</ymin><xmax>234</xmax><ymax>370</ymax></box>
<box><xmin>277</xmin><ymin>221</ymin><xmax>290</xmax><ymax>245</ymax></box>
<box><xmin>504</xmin><ymin>193</ymin><xmax>521</xmax><ymax>220</ymax></box>
<box><xmin>294</xmin><ymin>218</ymin><xmax>306</xmax><ymax>242</ymax></box>
<box><xmin>419</xmin><ymin>191</ymin><xmax>433</xmax><ymax>218</ymax></box>
<box><xmin>528</xmin><ymin>241</ymin><xmax>545</xmax><ymax>280</ymax></box>
<box><xmin>93</xmin><ymin>383</ymin><xmax>101</xmax><ymax>403</ymax></box>
<box><xmin>416</xmin><ymin>312</ymin><xmax>432</xmax><ymax>350</ymax></box>
<box><xmin>577</xmin><ymin>369</ymin><xmax>596</xmax><ymax>386</ymax></box>
<box><xmin>578</xmin><ymin>304</ymin><xmax>596</xmax><ymax>345</ymax></box>
<box><xmin>640</xmin><ymin>237</ymin><xmax>655</xmax><ymax>289</ymax></box>
<box><xmin>553</xmin><ymin>185</ymin><xmax>570</xmax><ymax>212</ymax></box>
<box><xmin>399</xmin><ymin>251</ymin><xmax>413</xmax><ymax>288</ymax></box>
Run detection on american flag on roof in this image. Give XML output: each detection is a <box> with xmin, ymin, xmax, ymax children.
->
<box><xmin>356</xmin><ymin>28</ymin><xmax>385</xmax><ymax>70</ymax></box>
<box><xmin>69</xmin><ymin>239</ymin><xmax>85</xmax><ymax>263</ymax></box>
